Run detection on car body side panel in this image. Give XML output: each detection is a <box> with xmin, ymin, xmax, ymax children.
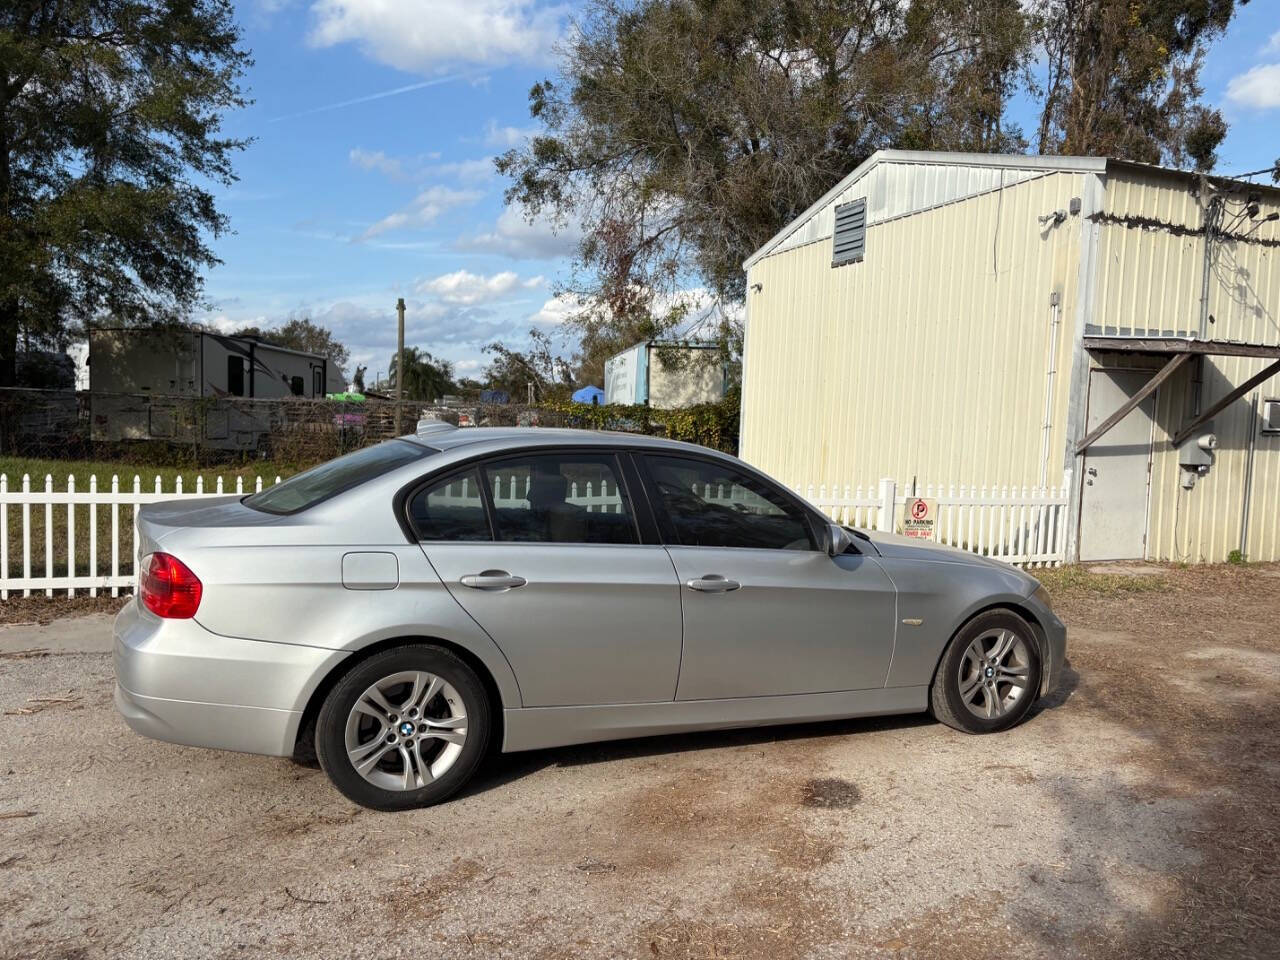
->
<box><xmin>666</xmin><ymin>547</ymin><xmax>898</xmax><ymax>700</ymax></box>
<box><xmin>420</xmin><ymin>542</ymin><xmax>683</xmax><ymax>707</ymax></box>
<box><xmin>161</xmin><ymin>538</ymin><xmax>524</xmax><ymax>711</ymax></box>
<box><xmin>874</xmin><ymin>556</ymin><xmax>1045</xmax><ymax>688</ymax></box>
<box><xmin>114</xmin><ymin>599</ymin><xmax>347</xmax><ymax>756</ymax></box>
<box><xmin>502</xmin><ymin>685</ymin><xmax>928</xmax><ymax>752</ymax></box>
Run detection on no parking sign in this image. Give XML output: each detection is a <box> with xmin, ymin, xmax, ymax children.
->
<box><xmin>903</xmin><ymin>497</ymin><xmax>937</xmax><ymax>539</ymax></box>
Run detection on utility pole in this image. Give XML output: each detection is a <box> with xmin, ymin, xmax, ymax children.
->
<box><xmin>395</xmin><ymin>297</ymin><xmax>406</xmax><ymax>434</ymax></box>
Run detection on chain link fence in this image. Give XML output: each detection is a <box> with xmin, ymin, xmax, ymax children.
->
<box><xmin>0</xmin><ymin>388</ymin><xmax>705</xmax><ymax>468</ymax></box>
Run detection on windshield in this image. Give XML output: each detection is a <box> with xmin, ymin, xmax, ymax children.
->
<box><xmin>245</xmin><ymin>440</ymin><xmax>432</xmax><ymax>515</ymax></box>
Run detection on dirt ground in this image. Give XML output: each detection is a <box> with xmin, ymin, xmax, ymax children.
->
<box><xmin>1</xmin><ymin>564</ymin><xmax>1277</xmax><ymax>960</ymax></box>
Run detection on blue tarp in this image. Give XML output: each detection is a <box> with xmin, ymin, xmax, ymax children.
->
<box><xmin>480</xmin><ymin>389</ymin><xmax>509</xmax><ymax>404</ymax></box>
<box><xmin>572</xmin><ymin>385</ymin><xmax>606</xmax><ymax>405</ymax></box>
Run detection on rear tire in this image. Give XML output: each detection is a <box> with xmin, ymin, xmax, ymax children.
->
<box><xmin>316</xmin><ymin>644</ymin><xmax>490</xmax><ymax>810</ymax></box>
<box><xmin>930</xmin><ymin>609</ymin><xmax>1041</xmax><ymax>734</ymax></box>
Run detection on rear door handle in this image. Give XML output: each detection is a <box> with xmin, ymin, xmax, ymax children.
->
<box><xmin>460</xmin><ymin>571</ymin><xmax>527</xmax><ymax>591</ymax></box>
<box><xmin>686</xmin><ymin>575</ymin><xmax>741</xmax><ymax>593</ymax></box>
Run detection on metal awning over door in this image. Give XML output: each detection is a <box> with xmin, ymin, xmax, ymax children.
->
<box><xmin>1075</xmin><ymin>338</ymin><xmax>1280</xmax><ymax>455</ymax></box>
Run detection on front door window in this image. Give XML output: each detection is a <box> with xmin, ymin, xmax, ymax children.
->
<box><xmin>643</xmin><ymin>455</ymin><xmax>814</xmax><ymax>551</ymax></box>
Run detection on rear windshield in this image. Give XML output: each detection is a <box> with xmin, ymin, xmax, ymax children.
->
<box><xmin>245</xmin><ymin>440</ymin><xmax>431</xmax><ymax>515</ymax></box>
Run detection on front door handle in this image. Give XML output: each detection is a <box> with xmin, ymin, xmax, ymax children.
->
<box><xmin>686</xmin><ymin>575</ymin><xmax>741</xmax><ymax>593</ymax></box>
<box><xmin>460</xmin><ymin>571</ymin><xmax>527</xmax><ymax>591</ymax></box>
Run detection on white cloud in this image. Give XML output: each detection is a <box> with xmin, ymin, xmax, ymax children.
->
<box><xmin>527</xmin><ymin>293</ymin><xmax>580</xmax><ymax>326</ymax></box>
<box><xmin>350</xmin><ymin>149</ymin><xmax>495</xmax><ymax>184</ymax></box>
<box><xmin>430</xmin><ymin>157</ymin><xmax>496</xmax><ymax>183</ymax></box>
<box><xmin>420</xmin><ymin>269</ymin><xmax>525</xmax><ymax>305</ymax></box>
<box><xmin>349</xmin><ymin>147</ymin><xmax>406</xmax><ymax>179</ymax></box>
<box><xmin>457</xmin><ymin>203</ymin><xmax>581</xmax><ymax>260</ymax></box>
<box><xmin>308</xmin><ymin>0</ymin><xmax>567</xmax><ymax>73</ymax></box>
<box><xmin>1265</xmin><ymin>31</ymin><xmax>1280</xmax><ymax>55</ymax></box>
<box><xmin>483</xmin><ymin>119</ymin><xmax>541</xmax><ymax>148</ymax></box>
<box><xmin>1226</xmin><ymin>63</ymin><xmax>1280</xmax><ymax>109</ymax></box>
<box><xmin>361</xmin><ymin>185</ymin><xmax>482</xmax><ymax>239</ymax></box>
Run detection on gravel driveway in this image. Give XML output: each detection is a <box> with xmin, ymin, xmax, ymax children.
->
<box><xmin>1</xmin><ymin>564</ymin><xmax>1277</xmax><ymax>960</ymax></box>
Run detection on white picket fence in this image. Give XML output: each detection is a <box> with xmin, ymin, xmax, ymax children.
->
<box><xmin>800</xmin><ymin>475</ymin><xmax>1072</xmax><ymax>567</ymax></box>
<box><xmin>0</xmin><ymin>470</ymin><xmax>1071</xmax><ymax>599</ymax></box>
<box><xmin>437</xmin><ymin>473</ymin><xmax>626</xmax><ymax>512</ymax></box>
<box><xmin>0</xmin><ymin>474</ymin><xmax>279</xmax><ymax>599</ymax></box>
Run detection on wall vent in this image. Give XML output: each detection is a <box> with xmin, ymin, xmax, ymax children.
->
<box><xmin>832</xmin><ymin>198</ymin><xmax>867</xmax><ymax>266</ymax></box>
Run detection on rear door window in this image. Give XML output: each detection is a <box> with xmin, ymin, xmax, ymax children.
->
<box><xmin>482</xmin><ymin>453</ymin><xmax>638</xmax><ymax>544</ymax></box>
<box><xmin>245</xmin><ymin>440</ymin><xmax>430</xmax><ymax>515</ymax></box>
<box><xmin>407</xmin><ymin>468</ymin><xmax>492</xmax><ymax>541</ymax></box>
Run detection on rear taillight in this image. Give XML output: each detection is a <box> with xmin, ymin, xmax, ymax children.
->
<box><xmin>139</xmin><ymin>552</ymin><xmax>203</xmax><ymax>619</ymax></box>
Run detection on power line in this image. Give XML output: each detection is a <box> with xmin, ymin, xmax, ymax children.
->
<box><xmin>1220</xmin><ymin>162</ymin><xmax>1280</xmax><ymax>181</ymax></box>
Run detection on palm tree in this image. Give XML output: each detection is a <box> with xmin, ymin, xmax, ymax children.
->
<box><xmin>387</xmin><ymin>347</ymin><xmax>455</xmax><ymax>402</ymax></box>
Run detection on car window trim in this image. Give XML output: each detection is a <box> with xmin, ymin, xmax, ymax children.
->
<box><xmin>636</xmin><ymin>450</ymin><xmax>822</xmax><ymax>552</ymax></box>
<box><xmin>397</xmin><ymin>445</ymin><xmax>652</xmax><ymax>547</ymax></box>
<box><xmin>617</xmin><ymin>451</ymin><xmax>663</xmax><ymax>545</ymax></box>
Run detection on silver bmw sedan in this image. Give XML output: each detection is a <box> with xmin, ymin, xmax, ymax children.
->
<box><xmin>114</xmin><ymin>425</ymin><xmax>1066</xmax><ymax>810</ymax></box>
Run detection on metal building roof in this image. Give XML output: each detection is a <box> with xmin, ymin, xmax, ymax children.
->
<box><xmin>742</xmin><ymin>150</ymin><xmax>1278</xmax><ymax>270</ymax></box>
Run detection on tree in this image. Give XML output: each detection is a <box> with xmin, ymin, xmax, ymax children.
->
<box><xmin>499</xmin><ymin>0</ymin><xmax>1246</xmax><ymax>368</ymax></box>
<box><xmin>235</xmin><ymin>315</ymin><xmax>351</xmax><ymax>381</ymax></box>
<box><xmin>388</xmin><ymin>347</ymin><xmax>455</xmax><ymax>402</ymax></box>
<box><xmin>498</xmin><ymin>0</ymin><xmax>1032</xmax><ymax>326</ymax></box>
<box><xmin>482</xmin><ymin>329</ymin><xmax>574</xmax><ymax>402</ymax></box>
<box><xmin>1029</xmin><ymin>0</ymin><xmax>1247</xmax><ymax>170</ymax></box>
<box><xmin>0</xmin><ymin>1</ymin><xmax>252</xmax><ymax>386</ymax></box>
<box><xmin>352</xmin><ymin>365</ymin><xmax>367</xmax><ymax>392</ymax></box>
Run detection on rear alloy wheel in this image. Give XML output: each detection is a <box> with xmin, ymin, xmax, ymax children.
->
<box><xmin>316</xmin><ymin>645</ymin><xmax>490</xmax><ymax>810</ymax></box>
<box><xmin>930</xmin><ymin>610</ymin><xmax>1042</xmax><ymax>734</ymax></box>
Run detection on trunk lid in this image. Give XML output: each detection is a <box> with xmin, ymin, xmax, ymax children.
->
<box><xmin>136</xmin><ymin>495</ymin><xmax>282</xmax><ymax>554</ymax></box>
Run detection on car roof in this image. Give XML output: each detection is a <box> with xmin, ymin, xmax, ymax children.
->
<box><xmin>402</xmin><ymin>425</ymin><xmax>722</xmax><ymax>457</ymax></box>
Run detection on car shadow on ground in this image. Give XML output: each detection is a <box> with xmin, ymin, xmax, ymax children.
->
<box><xmin>462</xmin><ymin>662</ymin><xmax>1082</xmax><ymax>800</ymax></box>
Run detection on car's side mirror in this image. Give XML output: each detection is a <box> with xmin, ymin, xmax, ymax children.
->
<box><xmin>826</xmin><ymin>522</ymin><xmax>855</xmax><ymax>557</ymax></box>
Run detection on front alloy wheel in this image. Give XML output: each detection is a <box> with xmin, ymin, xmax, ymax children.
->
<box><xmin>955</xmin><ymin>628</ymin><xmax>1032</xmax><ymax>721</ymax></box>
<box><xmin>317</xmin><ymin>646</ymin><xmax>489</xmax><ymax>810</ymax></box>
<box><xmin>931</xmin><ymin>609</ymin><xmax>1042</xmax><ymax>734</ymax></box>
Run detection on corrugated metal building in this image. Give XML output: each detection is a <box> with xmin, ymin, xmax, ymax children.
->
<box><xmin>739</xmin><ymin>150</ymin><xmax>1280</xmax><ymax>563</ymax></box>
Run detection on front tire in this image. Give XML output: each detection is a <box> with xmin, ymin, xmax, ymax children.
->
<box><xmin>316</xmin><ymin>644</ymin><xmax>490</xmax><ymax>810</ymax></box>
<box><xmin>930</xmin><ymin>609</ymin><xmax>1042</xmax><ymax>734</ymax></box>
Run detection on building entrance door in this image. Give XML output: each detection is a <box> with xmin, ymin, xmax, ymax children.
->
<box><xmin>1079</xmin><ymin>369</ymin><xmax>1155</xmax><ymax>562</ymax></box>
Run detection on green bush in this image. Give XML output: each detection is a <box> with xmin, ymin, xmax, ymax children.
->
<box><xmin>541</xmin><ymin>390</ymin><xmax>741</xmax><ymax>454</ymax></box>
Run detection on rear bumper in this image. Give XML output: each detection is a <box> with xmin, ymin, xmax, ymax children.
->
<box><xmin>113</xmin><ymin>600</ymin><xmax>348</xmax><ymax>757</ymax></box>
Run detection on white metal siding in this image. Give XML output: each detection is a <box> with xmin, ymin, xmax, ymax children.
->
<box><xmin>1145</xmin><ymin>356</ymin><xmax>1280</xmax><ymax>562</ymax></box>
<box><xmin>1085</xmin><ymin>168</ymin><xmax>1280</xmax><ymax>561</ymax></box>
<box><xmin>647</xmin><ymin>348</ymin><xmax>723</xmax><ymax>408</ymax></box>
<box><xmin>740</xmin><ymin>172</ymin><xmax>1085</xmax><ymax>492</ymax></box>
<box><xmin>1092</xmin><ymin>168</ymin><xmax>1280</xmax><ymax>344</ymax></box>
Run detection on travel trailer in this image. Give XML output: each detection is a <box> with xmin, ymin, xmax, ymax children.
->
<box><xmin>89</xmin><ymin>327</ymin><xmax>344</xmax><ymax>450</ymax></box>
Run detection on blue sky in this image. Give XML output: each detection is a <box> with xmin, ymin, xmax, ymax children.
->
<box><xmin>202</xmin><ymin>1</ymin><xmax>1280</xmax><ymax>385</ymax></box>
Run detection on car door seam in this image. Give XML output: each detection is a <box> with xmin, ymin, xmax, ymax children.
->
<box><xmin>662</xmin><ymin>545</ymin><xmax>686</xmax><ymax>701</ymax></box>
<box><xmin>865</xmin><ymin>554</ymin><xmax>901</xmax><ymax>687</ymax></box>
